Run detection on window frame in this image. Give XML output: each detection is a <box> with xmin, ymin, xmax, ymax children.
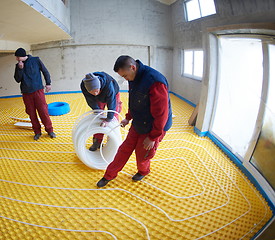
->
<box><xmin>181</xmin><ymin>49</ymin><xmax>204</xmax><ymax>81</ymax></box>
<box><xmin>207</xmin><ymin>33</ymin><xmax>275</xmax><ymax>204</ymax></box>
<box><xmin>184</xmin><ymin>0</ymin><xmax>216</xmax><ymax>22</ymax></box>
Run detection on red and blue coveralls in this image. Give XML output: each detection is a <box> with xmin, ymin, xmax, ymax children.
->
<box><xmin>14</xmin><ymin>55</ymin><xmax>53</xmax><ymax>135</ymax></box>
<box><xmin>104</xmin><ymin>60</ymin><xmax>172</xmax><ymax>180</ymax></box>
<box><xmin>80</xmin><ymin>72</ymin><xmax>122</xmax><ymax>142</ymax></box>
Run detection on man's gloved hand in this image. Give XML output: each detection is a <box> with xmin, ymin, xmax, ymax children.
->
<box><xmin>120</xmin><ymin>119</ymin><xmax>130</xmax><ymax>127</ymax></box>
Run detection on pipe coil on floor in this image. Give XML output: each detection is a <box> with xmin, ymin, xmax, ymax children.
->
<box><xmin>48</xmin><ymin>102</ymin><xmax>70</xmax><ymax>116</ymax></box>
<box><xmin>72</xmin><ymin>110</ymin><xmax>122</xmax><ymax>170</ymax></box>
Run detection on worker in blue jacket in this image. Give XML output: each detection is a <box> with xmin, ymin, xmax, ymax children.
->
<box><xmin>14</xmin><ymin>48</ymin><xmax>56</xmax><ymax>141</ymax></box>
<box><xmin>97</xmin><ymin>55</ymin><xmax>172</xmax><ymax>187</ymax></box>
<box><xmin>80</xmin><ymin>72</ymin><xmax>122</xmax><ymax>151</ymax></box>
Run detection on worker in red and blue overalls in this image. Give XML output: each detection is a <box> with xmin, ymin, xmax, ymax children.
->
<box><xmin>80</xmin><ymin>72</ymin><xmax>122</xmax><ymax>151</ymax></box>
<box><xmin>97</xmin><ymin>55</ymin><xmax>172</xmax><ymax>187</ymax></box>
<box><xmin>14</xmin><ymin>48</ymin><xmax>56</xmax><ymax>141</ymax></box>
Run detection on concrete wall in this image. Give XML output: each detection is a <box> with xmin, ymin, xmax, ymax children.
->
<box><xmin>0</xmin><ymin>0</ymin><xmax>173</xmax><ymax>97</ymax></box>
<box><xmin>32</xmin><ymin>44</ymin><xmax>150</xmax><ymax>92</ymax></box>
<box><xmin>70</xmin><ymin>0</ymin><xmax>172</xmax><ymax>47</ymax></box>
<box><xmin>4</xmin><ymin>0</ymin><xmax>275</xmax><ymax>98</ymax></box>
<box><xmin>0</xmin><ymin>54</ymin><xmax>21</xmax><ymax>96</ymax></box>
<box><xmin>171</xmin><ymin>0</ymin><xmax>275</xmax><ymax>105</ymax></box>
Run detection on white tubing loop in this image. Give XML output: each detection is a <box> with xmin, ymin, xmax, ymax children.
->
<box><xmin>72</xmin><ymin>110</ymin><xmax>125</xmax><ymax>170</ymax></box>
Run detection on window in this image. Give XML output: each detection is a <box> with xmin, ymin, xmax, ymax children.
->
<box><xmin>182</xmin><ymin>49</ymin><xmax>204</xmax><ymax>80</ymax></box>
<box><xmin>250</xmin><ymin>43</ymin><xmax>275</xmax><ymax>189</ymax></box>
<box><xmin>184</xmin><ymin>0</ymin><xmax>216</xmax><ymax>21</ymax></box>
<box><xmin>205</xmin><ymin>29</ymin><xmax>275</xmax><ymax>202</ymax></box>
<box><xmin>210</xmin><ymin>37</ymin><xmax>263</xmax><ymax>158</ymax></box>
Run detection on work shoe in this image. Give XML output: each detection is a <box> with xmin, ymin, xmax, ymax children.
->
<box><xmin>97</xmin><ymin>177</ymin><xmax>110</xmax><ymax>188</ymax></box>
<box><xmin>48</xmin><ymin>132</ymin><xmax>56</xmax><ymax>138</ymax></box>
<box><xmin>34</xmin><ymin>133</ymin><xmax>42</xmax><ymax>141</ymax></box>
<box><xmin>132</xmin><ymin>173</ymin><xmax>145</xmax><ymax>181</ymax></box>
<box><xmin>89</xmin><ymin>138</ymin><xmax>101</xmax><ymax>151</ymax></box>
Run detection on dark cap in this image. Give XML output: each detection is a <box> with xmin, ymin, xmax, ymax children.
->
<box><xmin>15</xmin><ymin>48</ymin><xmax>27</xmax><ymax>57</ymax></box>
<box><xmin>83</xmin><ymin>73</ymin><xmax>101</xmax><ymax>91</ymax></box>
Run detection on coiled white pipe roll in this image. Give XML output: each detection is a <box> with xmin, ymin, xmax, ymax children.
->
<box><xmin>72</xmin><ymin>110</ymin><xmax>122</xmax><ymax>170</ymax></box>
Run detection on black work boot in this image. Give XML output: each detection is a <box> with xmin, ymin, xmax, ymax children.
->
<box><xmin>34</xmin><ymin>133</ymin><xmax>42</xmax><ymax>141</ymax></box>
<box><xmin>132</xmin><ymin>173</ymin><xmax>146</xmax><ymax>181</ymax></box>
<box><xmin>97</xmin><ymin>177</ymin><xmax>111</xmax><ymax>188</ymax></box>
<box><xmin>89</xmin><ymin>138</ymin><xmax>101</xmax><ymax>151</ymax></box>
<box><xmin>48</xmin><ymin>132</ymin><xmax>56</xmax><ymax>138</ymax></box>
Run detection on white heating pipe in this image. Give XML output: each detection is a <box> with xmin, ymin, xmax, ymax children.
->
<box><xmin>72</xmin><ymin>110</ymin><xmax>122</xmax><ymax>170</ymax></box>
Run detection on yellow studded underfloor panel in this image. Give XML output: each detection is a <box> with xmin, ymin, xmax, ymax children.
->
<box><xmin>0</xmin><ymin>93</ymin><xmax>273</xmax><ymax>240</ymax></box>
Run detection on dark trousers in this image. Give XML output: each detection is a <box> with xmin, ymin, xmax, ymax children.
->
<box><xmin>22</xmin><ymin>89</ymin><xmax>53</xmax><ymax>134</ymax></box>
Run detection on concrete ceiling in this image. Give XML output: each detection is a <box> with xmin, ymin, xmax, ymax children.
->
<box><xmin>0</xmin><ymin>0</ymin><xmax>71</xmax><ymax>52</ymax></box>
<box><xmin>155</xmin><ymin>0</ymin><xmax>177</xmax><ymax>5</ymax></box>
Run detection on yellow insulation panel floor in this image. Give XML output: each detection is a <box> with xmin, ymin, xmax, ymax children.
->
<box><xmin>0</xmin><ymin>93</ymin><xmax>272</xmax><ymax>240</ymax></box>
